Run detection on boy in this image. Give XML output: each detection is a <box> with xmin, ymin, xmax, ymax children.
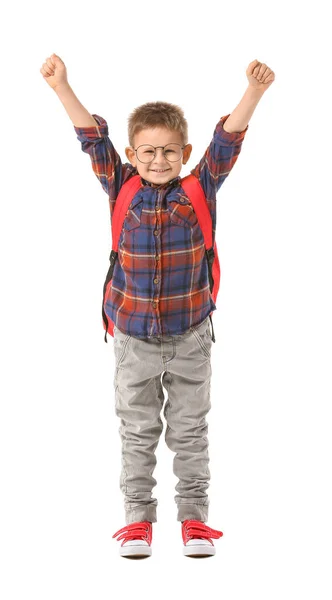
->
<box><xmin>40</xmin><ymin>53</ymin><xmax>275</xmax><ymax>558</ymax></box>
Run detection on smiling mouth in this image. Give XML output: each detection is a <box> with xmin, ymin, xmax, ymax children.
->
<box><xmin>150</xmin><ymin>169</ymin><xmax>170</xmax><ymax>173</ymax></box>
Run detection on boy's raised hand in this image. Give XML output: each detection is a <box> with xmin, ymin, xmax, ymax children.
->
<box><xmin>246</xmin><ymin>59</ymin><xmax>275</xmax><ymax>92</ymax></box>
<box><xmin>40</xmin><ymin>53</ymin><xmax>69</xmax><ymax>90</ymax></box>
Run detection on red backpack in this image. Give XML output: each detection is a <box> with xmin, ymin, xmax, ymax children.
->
<box><xmin>102</xmin><ymin>174</ymin><xmax>220</xmax><ymax>343</ymax></box>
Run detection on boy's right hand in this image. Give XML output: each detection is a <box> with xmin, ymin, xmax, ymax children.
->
<box><xmin>40</xmin><ymin>53</ymin><xmax>69</xmax><ymax>91</ymax></box>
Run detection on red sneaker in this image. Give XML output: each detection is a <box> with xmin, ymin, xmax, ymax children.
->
<box><xmin>182</xmin><ymin>519</ymin><xmax>223</xmax><ymax>557</ymax></box>
<box><xmin>112</xmin><ymin>521</ymin><xmax>152</xmax><ymax>559</ymax></box>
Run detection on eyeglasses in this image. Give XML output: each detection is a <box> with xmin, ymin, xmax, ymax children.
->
<box><xmin>133</xmin><ymin>143</ymin><xmax>185</xmax><ymax>164</ymax></box>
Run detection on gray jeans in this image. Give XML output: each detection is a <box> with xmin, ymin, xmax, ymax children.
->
<box><xmin>112</xmin><ymin>315</ymin><xmax>213</xmax><ymax>524</ymax></box>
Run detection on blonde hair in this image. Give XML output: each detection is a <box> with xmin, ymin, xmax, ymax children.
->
<box><xmin>128</xmin><ymin>101</ymin><xmax>188</xmax><ymax>147</ymax></box>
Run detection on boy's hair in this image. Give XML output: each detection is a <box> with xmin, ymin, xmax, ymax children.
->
<box><xmin>128</xmin><ymin>101</ymin><xmax>188</xmax><ymax>147</ymax></box>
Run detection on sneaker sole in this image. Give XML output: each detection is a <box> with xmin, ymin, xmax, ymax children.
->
<box><xmin>120</xmin><ymin>546</ymin><xmax>152</xmax><ymax>559</ymax></box>
<box><xmin>183</xmin><ymin>544</ymin><xmax>216</xmax><ymax>558</ymax></box>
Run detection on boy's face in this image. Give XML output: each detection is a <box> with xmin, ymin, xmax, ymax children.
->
<box><xmin>125</xmin><ymin>127</ymin><xmax>192</xmax><ymax>187</ymax></box>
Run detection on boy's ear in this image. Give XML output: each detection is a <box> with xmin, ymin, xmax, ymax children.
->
<box><xmin>182</xmin><ymin>144</ymin><xmax>192</xmax><ymax>165</ymax></box>
<box><xmin>125</xmin><ymin>146</ymin><xmax>137</xmax><ymax>166</ymax></box>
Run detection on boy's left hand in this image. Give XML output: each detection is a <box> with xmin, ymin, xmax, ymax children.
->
<box><xmin>246</xmin><ymin>59</ymin><xmax>275</xmax><ymax>92</ymax></box>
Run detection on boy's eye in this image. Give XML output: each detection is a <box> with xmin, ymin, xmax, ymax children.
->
<box><xmin>165</xmin><ymin>149</ymin><xmax>175</xmax><ymax>154</ymax></box>
<box><xmin>143</xmin><ymin>149</ymin><xmax>154</xmax><ymax>154</ymax></box>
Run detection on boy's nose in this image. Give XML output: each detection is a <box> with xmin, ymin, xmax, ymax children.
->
<box><xmin>151</xmin><ymin>147</ymin><xmax>168</xmax><ymax>164</ymax></box>
<box><xmin>154</xmin><ymin>147</ymin><xmax>165</xmax><ymax>159</ymax></box>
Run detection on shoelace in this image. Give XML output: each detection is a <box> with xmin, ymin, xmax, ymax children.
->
<box><xmin>182</xmin><ymin>519</ymin><xmax>223</xmax><ymax>545</ymax></box>
<box><xmin>112</xmin><ymin>521</ymin><xmax>152</xmax><ymax>546</ymax></box>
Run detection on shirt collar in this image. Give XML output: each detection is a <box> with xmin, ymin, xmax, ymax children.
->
<box><xmin>140</xmin><ymin>175</ymin><xmax>181</xmax><ymax>190</ymax></box>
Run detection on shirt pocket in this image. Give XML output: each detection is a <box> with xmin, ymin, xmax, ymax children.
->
<box><xmin>168</xmin><ymin>195</ymin><xmax>198</xmax><ymax>228</ymax></box>
<box><xmin>123</xmin><ymin>195</ymin><xmax>144</xmax><ymax>231</ymax></box>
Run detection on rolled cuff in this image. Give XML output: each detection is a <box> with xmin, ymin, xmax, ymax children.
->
<box><xmin>214</xmin><ymin>114</ymin><xmax>249</xmax><ymax>146</ymax></box>
<box><xmin>74</xmin><ymin>113</ymin><xmax>109</xmax><ymax>140</ymax></box>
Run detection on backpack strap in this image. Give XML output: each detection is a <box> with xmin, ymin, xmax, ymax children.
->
<box><xmin>181</xmin><ymin>174</ymin><xmax>216</xmax><ymax>293</ymax></box>
<box><xmin>102</xmin><ymin>174</ymin><xmax>142</xmax><ymax>342</ymax></box>
<box><xmin>112</xmin><ymin>174</ymin><xmax>142</xmax><ymax>250</ymax></box>
<box><xmin>181</xmin><ymin>174</ymin><xmax>217</xmax><ymax>342</ymax></box>
<box><xmin>180</xmin><ymin>175</ymin><xmax>213</xmax><ymax>249</ymax></box>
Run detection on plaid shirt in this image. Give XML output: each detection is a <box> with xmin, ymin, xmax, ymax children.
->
<box><xmin>74</xmin><ymin>113</ymin><xmax>248</xmax><ymax>337</ymax></box>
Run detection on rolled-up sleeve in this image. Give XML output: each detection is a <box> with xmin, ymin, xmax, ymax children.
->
<box><xmin>191</xmin><ymin>114</ymin><xmax>249</xmax><ymax>202</ymax></box>
<box><xmin>74</xmin><ymin>113</ymin><xmax>125</xmax><ymax>201</ymax></box>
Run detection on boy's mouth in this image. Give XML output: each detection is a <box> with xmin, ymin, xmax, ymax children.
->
<box><xmin>150</xmin><ymin>168</ymin><xmax>170</xmax><ymax>173</ymax></box>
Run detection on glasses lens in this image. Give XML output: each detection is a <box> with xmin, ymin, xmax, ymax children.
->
<box><xmin>136</xmin><ymin>145</ymin><xmax>155</xmax><ymax>163</ymax></box>
<box><xmin>163</xmin><ymin>144</ymin><xmax>183</xmax><ymax>162</ymax></box>
<box><xmin>136</xmin><ymin>144</ymin><xmax>183</xmax><ymax>163</ymax></box>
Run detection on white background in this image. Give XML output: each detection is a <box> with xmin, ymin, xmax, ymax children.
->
<box><xmin>1</xmin><ymin>0</ymin><xmax>331</xmax><ymax>597</ymax></box>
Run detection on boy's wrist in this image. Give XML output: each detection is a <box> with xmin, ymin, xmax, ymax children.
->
<box><xmin>53</xmin><ymin>82</ymin><xmax>72</xmax><ymax>95</ymax></box>
<box><xmin>247</xmin><ymin>84</ymin><xmax>265</xmax><ymax>97</ymax></box>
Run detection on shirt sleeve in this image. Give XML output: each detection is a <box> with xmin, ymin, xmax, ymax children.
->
<box><xmin>73</xmin><ymin>113</ymin><xmax>135</xmax><ymax>216</ymax></box>
<box><xmin>190</xmin><ymin>114</ymin><xmax>249</xmax><ymax>202</ymax></box>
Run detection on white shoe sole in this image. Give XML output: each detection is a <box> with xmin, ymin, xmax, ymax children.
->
<box><xmin>183</xmin><ymin>544</ymin><xmax>216</xmax><ymax>557</ymax></box>
<box><xmin>120</xmin><ymin>545</ymin><xmax>152</xmax><ymax>559</ymax></box>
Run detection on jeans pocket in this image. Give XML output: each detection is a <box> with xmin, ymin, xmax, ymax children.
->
<box><xmin>190</xmin><ymin>317</ymin><xmax>212</xmax><ymax>358</ymax></box>
<box><xmin>113</xmin><ymin>327</ymin><xmax>132</xmax><ymax>368</ymax></box>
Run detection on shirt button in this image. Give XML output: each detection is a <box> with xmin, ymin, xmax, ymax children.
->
<box><xmin>179</xmin><ymin>197</ymin><xmax>186</xmax><ymax>203</ymax></box>
<box><xmin>155</xmin><ymin>255</ymin><xmax>160</xmax><ymax>261</ymax></box>
<box><xmin>155</xmin><ymin>207</ymin><xmax>161</xmax><ymax>212</ymax></box>
<box><xmin>154</xmin><ymin>230</ymin><xmax>159</xmax><ymax>236</ymax></box>
<box><xmin>152</xmin><ymin>301</ymin><xmax>158</xmax><ymax>308</ymax></box>
<box><xmin>154</xmin><ymin>278</ymin><xmax>158</xmax><ymax>284</ymax></box>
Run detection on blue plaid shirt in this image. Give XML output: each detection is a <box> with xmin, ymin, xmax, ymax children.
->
<box><xmin>74</xmin><ymin>114</ymin><xmax>248</xmax><ymax>337</ymax></box>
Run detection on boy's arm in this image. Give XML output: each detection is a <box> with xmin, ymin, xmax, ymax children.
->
<box><xmin>191</xmin><ymin>61</ymin><xmax>274</xmax><ymax>199</ymax></box>
<box><xmin>73</xmin><ymin>114</ymin><xmax>127</xmax><ymax>208</ymax></box>
<box><xmin>190</xmin><ymin>113</ymin><xmax>248</xmax><ymax>202</ymax></box>
<box><xmin>54</xmin><ymin>83</ymin><xmax>99</xmax><ymax>127</ymax></box>
<box><xmin>222</xmin><ymin>86</ymin><xmax>265</xmax><ymax>133</ymax></box>
<box><xmin>223</xmin><ymin>60</ymin><xmax>275</xmax><ymax>132</ymax></box>
<box><xmin>55</xmin><ymin>84</ymin><xmax>133</xmax><ymax>211</ymax></box>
